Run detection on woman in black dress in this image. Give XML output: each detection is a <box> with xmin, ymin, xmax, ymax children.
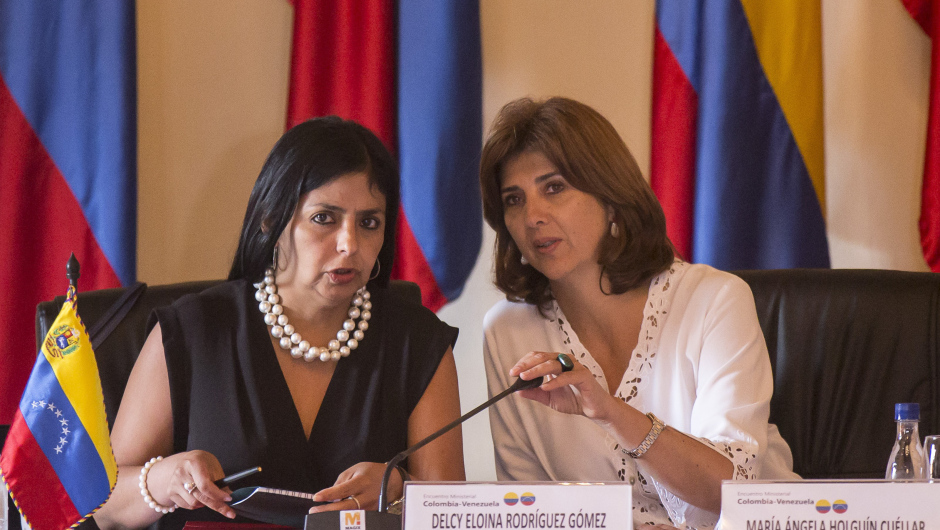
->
<box><xmin>95</xmin><ymin>117</ymin><xmax>465</xmax><ymax>529</ymax></box>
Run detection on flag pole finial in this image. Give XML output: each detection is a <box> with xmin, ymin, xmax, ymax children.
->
<box><xmin>67</xmin><ymin>253</ymin><xmax>81</xmax><ymax>289</ymax></box>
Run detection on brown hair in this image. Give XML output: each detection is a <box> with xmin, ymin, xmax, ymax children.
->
<box><xmin>480</xmin><ymin>97</ymin><xmax>674</xmax><ymax>308</ymax></box>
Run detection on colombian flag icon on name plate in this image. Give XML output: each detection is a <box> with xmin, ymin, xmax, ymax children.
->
<box><xmin>0</xmin><ymin>286</ymin><xmax>117</xmax><ymax>530</ymax></box>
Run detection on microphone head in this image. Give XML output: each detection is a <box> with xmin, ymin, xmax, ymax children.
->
<box><xmin>510</xmin><ymin>376</ymin><xmax>544</xmax><ymax>392</ymax></box>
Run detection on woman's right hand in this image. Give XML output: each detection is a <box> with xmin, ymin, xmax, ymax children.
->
<box><xmin>147</xmin><ymin>450</ymin><xmax>236</xmax><ymax>519</ymax></box>
<box><xmin>509</xmin><ymin>351</ymin><xmax>619</xmax><ymax>423</ymax></box>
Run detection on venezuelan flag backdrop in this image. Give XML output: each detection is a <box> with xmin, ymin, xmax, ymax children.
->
<box><xmin>651</xmin><ymin>0</ymin><xmax>829</xmax><ymax>269</ymax></box>
<box><xmin>0</xmin><ymin>1</ymin><xmax>137</xmax><ymax>425</ymax></box>
<box><xmin>287</xmin><ymin>0</ymin><xmax>482</xmax><ymax>311</ymax></box>
<box><xmin>0</xmin><ymin>286</ymin><xmax>117</xmax><ymax>530</ymax></box>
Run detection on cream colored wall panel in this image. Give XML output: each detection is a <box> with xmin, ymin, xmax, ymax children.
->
<box><xmin>481</xmin><ymin>0</ymin><xmax>654</xmax><ymax>176</ymax></box>
<box><xmin>823</xmin><ymin>0</ymin><xmax>931</xmax><ymax>271</ymax></box>
<box><xmin>137</xmin><ymin>0</ymin><xmax>293</xmax><ymax>284</ymax></box>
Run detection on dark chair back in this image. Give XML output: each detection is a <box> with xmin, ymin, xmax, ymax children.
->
<box><xmin>733</xmin><ymin>269</ymin><xmax>940</xmax><ymax>479</ymax></box>
<box><xmin>35</xmin><ymin>279</ymin><xmax>422</xmax><ymax>430</ymax></box>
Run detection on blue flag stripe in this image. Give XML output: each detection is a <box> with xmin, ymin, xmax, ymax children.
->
<box><xmin>0</xmin><ymin>0</ymin><xmax>137</xmax><ymax>284</ymax></box>
<box><xmin>398</xmin><ymin>0</ymin><xmax>483</xmax><ymax>300</ymax></box>
<box><xmin>655</xmin><ymin>0</ymin><xmax>705</xmax><ymax>91</ymax></box>
<box><xmin>657</xmin><ymin>0</ymin><xmax>828</xmax><ymax>269</ymax></box>
<box><xmin>18</xmin><ymin>353</ymin><xmax>111</xmax><ymax>516</ymax></box>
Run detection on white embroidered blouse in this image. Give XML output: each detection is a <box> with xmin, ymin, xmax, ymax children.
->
<box><xmin>483</xmin><ymin>261</ymin><xmax>799</xmax><ymax>529</ymax></box>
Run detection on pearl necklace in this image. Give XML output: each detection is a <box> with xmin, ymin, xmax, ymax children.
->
<box><xmin>254</xmin><ymin>268</ymin><xmax>371</xmax><ymax>362</ymax></box>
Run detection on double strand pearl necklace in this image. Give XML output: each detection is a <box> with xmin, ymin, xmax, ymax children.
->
<box><xmin>254</xmin><ymin>268</ymin><xmax>371</xmax><ymax>362</ymax></box>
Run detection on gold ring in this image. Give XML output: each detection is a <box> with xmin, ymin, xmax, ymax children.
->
<box><xmin>184</xmin><ymin>482</ymin><xmax>196</xmax><ymax>494</ymax></box>
<box><xmin>346</xmin><ymin>495</ymin><xmax>360</xmax><ymax>510</ymax></box>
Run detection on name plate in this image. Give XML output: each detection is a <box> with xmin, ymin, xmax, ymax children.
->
<box><xmin>719</xmin><ymin>480</ymin><xmax>940</xmax><ymax>530</ymax></box>
<box><xmin>403</xmin><ymin>482</ymin><xmax>631</xmax><ymax>530</ymax></box>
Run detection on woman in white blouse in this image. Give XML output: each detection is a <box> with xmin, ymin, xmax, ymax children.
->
<box><xmin>480</xmin><ymin>97</ymin><xmax>798</xmax><ymax>529</ymax></box>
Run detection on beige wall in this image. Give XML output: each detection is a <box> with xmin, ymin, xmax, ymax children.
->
<box><xmin>823</xmin><ymin>0</ymin><xmax>931</xmax><ymax>269</ymax></box>
<box><xmin>137</xmin><ymin>0</ymin><xmax>933</xmax><ymax>481</ymax></box>
<box><xmin>137</xmin><ymin>0</ymin><xmax>293</xmax><ymax>283</ymax></box>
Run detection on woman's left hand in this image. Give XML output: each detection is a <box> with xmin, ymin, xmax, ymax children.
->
<box><xmin>309</xmin><ymin>462</ymin><xmax>401</xmax><ymax>513</ymax></box>
<box><xmin>510</xmin><ymin>351</ymin><xmax>619</xmax><ymax>423</ymax></box>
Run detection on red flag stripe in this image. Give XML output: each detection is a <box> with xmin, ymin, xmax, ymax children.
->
<box><xmin>287</xmin><ymin>0</ymin><xmax>396</xmax><ymax>149</ymax></box>
<box><xmin>919</xmin><ymin>55</ymin><xmax>940</xmax><ymax>271</ymax></box>
<box><xmin>392</xmin><ymin>215</ymin><xmax>448</xmax><ymax>312</ymax></box>
<box><xmin>0</xmin><ymin>411</ymin><xmax>81</xmax><ymax>530</ymax></box>
<box><xmin>902</xmin><ymin>0</ymin><xmax>934</xmax><ymax>33</ymax></box>
<box><xmin>650</xmin><ymin>26</ymin><xmax>698</xmax><ymax>262</ymax></box>
<box><xmin>287</xmin><ymin>0</ymin><xmax>451</xmax><ymax>309</ymax></box>
<box><xmin>0</xmin><ymin>75</ymin><xmax>120</xmax><ymax>424</ymax></box>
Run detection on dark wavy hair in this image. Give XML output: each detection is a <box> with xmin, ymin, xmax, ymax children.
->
<box><xmin>480</xmin><ymin>97</ymin><xmax>674</xmax><ymax>308</ymax></box>
<box><xmin>229</xmin><ymin>116</ymin><xmax>399</xmax><ymax>287</ymax></box>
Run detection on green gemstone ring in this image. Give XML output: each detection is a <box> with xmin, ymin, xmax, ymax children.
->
<box><xmin>557</xmin><ymin>353</ymin><xmax>575</xmax><ymax>372</ymax></box>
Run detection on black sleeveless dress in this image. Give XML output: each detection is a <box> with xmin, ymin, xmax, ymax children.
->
<box><xmin>148</xmin><ymin>279</ymin><xmax>458</xmax><ymax>528</ymax></box>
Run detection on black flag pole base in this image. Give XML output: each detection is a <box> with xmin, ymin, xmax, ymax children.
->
<box><xmin>304</xmin><ymin>510</ymin><xmax>401</xmax><ymax>530</ymax></box>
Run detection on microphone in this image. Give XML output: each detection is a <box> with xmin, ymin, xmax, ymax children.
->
<box><xmin>303</xmin><ymin>352</ymin><xmax>574</xmax><ymax>529</ymax></box>
<box><xmin>377</xmin><ymin>374</ymin><xmax>545</xmax><ymax>512</ymax></box>
<box><xmin>303</xmin><ymin>375</ymin><xmax>544</xmax><ymax>529</ymax></box>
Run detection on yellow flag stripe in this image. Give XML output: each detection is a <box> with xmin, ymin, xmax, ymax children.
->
<box><xmin>739</xmin><ymin>0</ymin><xmax>826</xmax><ymax>213</ymax></box>
<box><xmin>43</xmin><ymin>299</ymin><xmax>118</xmax><ymax>484</ymax></box>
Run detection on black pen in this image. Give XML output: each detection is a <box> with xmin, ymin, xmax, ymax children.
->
<box><xmin>214</xmin><ymin>466</ymin><xmax>261</xmax><ymax>488</ymax></box>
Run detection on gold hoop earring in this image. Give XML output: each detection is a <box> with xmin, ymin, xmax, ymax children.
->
<box><xmin>369</xmin><ymin>260</ymin><xmax>381</xmax><ymax>280</ymax></box>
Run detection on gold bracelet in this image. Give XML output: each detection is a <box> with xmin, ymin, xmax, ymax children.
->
<box><xmin>623</xmin><ymin>412</ymin><xmax>665</xmax><ymax>459</ymax></box>
<box><xmin>384</xmin><ymin>463</ymin><xmax>409</xmax><ymax>514</ymax></box>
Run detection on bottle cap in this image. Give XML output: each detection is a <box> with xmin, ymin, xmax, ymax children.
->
<box><xmin>895</xmin><ymin>403</ymin><xmax>920</xmax><ymax>421</ymax></box>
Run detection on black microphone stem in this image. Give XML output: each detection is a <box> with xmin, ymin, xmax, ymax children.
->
<box><xmin>378</xmin><ymin>376</ymin><xmax>540</xmax><ymax>512</ymax></box>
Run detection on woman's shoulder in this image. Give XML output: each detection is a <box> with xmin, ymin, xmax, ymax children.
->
<box><xmin>673</xmin><ymin>262</ymin><xmax>753</xmax><ymax>300</ymax></box>
<box><xmin>178</xmin><ymin>278</ymin><xmax>247</xmax><ymax>301</ymax></box>
<box><xmin>483</xmin><ymin>298</ymin><xmax>544</xmax><ymax>333</ymax></box>
<box><xmin>378</xmin><ymin>284</ymin><xmax>443</xmax><ymax>324</ymax></box>
<box><xmin>374</xmin><ymin>284</ymin><xmax>459</xmax><ymax>342</ymax></box>
<box><xmin>152</xmin><ymin>279</ymin><xmax>250</xmax><ymax>329</ymax></box>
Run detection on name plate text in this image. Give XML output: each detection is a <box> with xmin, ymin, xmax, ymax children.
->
<box><xmin>403</xmin><ymin>482</ymin><xmax>631</xmax><ymax>530</ymax></box>
<box><xmin>719</xmin><ymin>480</ymin><xmax>939</xmax><ymax>530</ymax></box>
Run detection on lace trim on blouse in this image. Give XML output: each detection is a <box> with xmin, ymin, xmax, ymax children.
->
<box><xmin>549</xmin><ymin>261</ymin><xmax>755</xmax><ymax>529</ymax></box>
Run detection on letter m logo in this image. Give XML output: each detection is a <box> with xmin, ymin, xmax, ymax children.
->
<box><xmin>344</xmin><ymin>512</ymin><xmax>361</xmax><ymax>526</ymax></box>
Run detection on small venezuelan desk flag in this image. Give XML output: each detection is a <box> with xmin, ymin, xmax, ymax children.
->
<box><xmin>0</xmin><ymin>286</ymin><xmax>117</xmax><ymax>530</ymax></box>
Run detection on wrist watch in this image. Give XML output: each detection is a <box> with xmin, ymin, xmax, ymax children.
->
<box><xmin>624</xmin><ymin>412</ymin><xmax>665</xmax><ymax>459</ymax></box>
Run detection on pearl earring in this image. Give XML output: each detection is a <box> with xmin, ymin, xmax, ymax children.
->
<box><xmin>610</xmin><ymin>222</ymin><xmax>619</xmax><ymax>237</ymax></box>
<box><xmin>520</xmin><ymin>254</ymin><xmax>529</xmax><ymax>265</ymax></box>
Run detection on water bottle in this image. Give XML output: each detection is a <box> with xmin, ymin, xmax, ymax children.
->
<box><xmin>885</xmin><ymin>403</ymin><xmax>925</xmax><ymax>480</ymax></box>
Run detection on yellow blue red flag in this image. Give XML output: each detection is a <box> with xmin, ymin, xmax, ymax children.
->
<box><xmin>651</xmin><ymin>0</ymin><xmax>829</xmax><ymax>269</ymax></box>
<box><xmin>0</xmin><ymin>286</ymin><xmax>117</xmax><ymax>530</ymax></box>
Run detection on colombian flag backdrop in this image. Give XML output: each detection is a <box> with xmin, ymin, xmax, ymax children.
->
<box><xmin>288</xmin><ymin>0</ymin><xmax>483</xmax><ymax>311</ymax></box>
<box><xmin>0</xmin><ymin>286</ymin><xmax>117</xmax><ymax>530</ymax></box>
<box><xmin>651</xmin><ymin>0</ymin><xmax>829</xmax><ymax>269</ymax></box>
<box><xmin>0</xmin><ymin>1</ymin><xmax>137</xmax><ymax>425</ymax></box>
